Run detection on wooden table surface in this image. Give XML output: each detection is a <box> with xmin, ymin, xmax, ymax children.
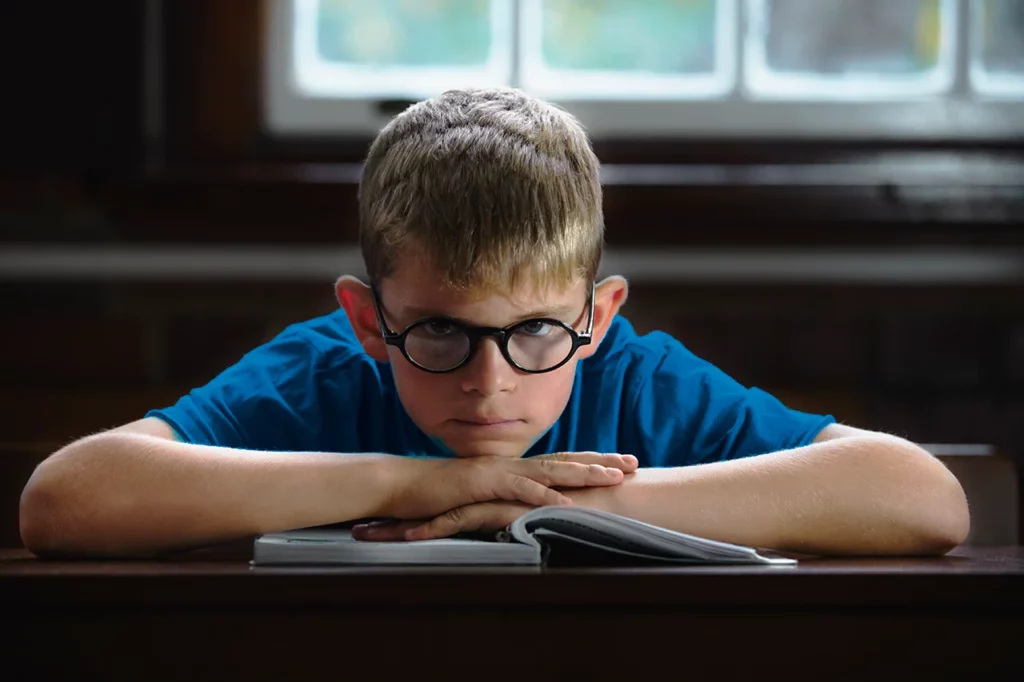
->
<box><xmin>3</xmin><ymin>545</ymin><xmax>1022</xmax><ymax>681</ymax></box>
<box><xmin>3</xmin><ymin>545</ymin><xmax>1024</xmax><ymax>608</ymax></box>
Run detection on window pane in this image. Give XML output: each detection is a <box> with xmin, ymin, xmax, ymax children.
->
<box><xmin>973</xmin><ymin>0</ymin><xmax>1024</xmax><ymax>95</ymax></box>
<box><xmin>293</xmin><ymin>0</ymin><xmax>512</xmax><ymax>98</ymax></box>
<box><xmin>978</xmin><ymin>0</ymin><xmax>1024</xmax><ymax>74</ymax></box>
<box><xmin>763</xmin><ymin>0</ymin><xmax>943</xmax><ymax>75</ymax></box>
<box><xmin>521</xmin><ymin>0</ymin><xmax>734</xmax><ymax>98</ymax></box>
<box><xmin>747</xmin><ymin>0</ymin><xmax>954</xmax><ymax>97</ymax></box>
<box><xmin>540</xmin><ymin>0</ymin><xmax>719</xmax><ymax>75</ymax></box>
<box><xmin>315</xmin><ymin>0</ymin><xmax>491</xmax><ymax>67</ymax></box>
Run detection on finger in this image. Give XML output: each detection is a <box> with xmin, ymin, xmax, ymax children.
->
<box><xmin>406</xmin><ymin>506</ymin><xmax>475</xmax><ymax>541</ymax></box>
<box><xmin>579</xmin><ymin>463</ymin><xmax>625</xmax><ymax>486</ymax></box>
<box><xmin>353</xmin><ymin>520</ymin><xmax>391</xmax><ymax>529</ymax></box>
<box><xmin>407</xmin><ymin>503</ymin><xmax>522</xmax><ymax>541</ymax></box>
<box><xmin>520</xmin><ymin>459</ymin><xmax>625</xmax><ymax>489</ymax></box>
<box><xmin>496</xmin><ymin>474</ymin><xmax>574</xmax><ymax>507</ymax></box>
<box><xmin>536</xmin><ymin>452</ymin><xmax>639</xmax><ymax>473</ymax></box>
<box><xmin>352</xmin><ymin>520</ymin><xmax>420</xmax><ymax>542</ymax></box>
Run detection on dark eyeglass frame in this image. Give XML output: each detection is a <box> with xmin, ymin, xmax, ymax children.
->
<box><xmin>371</xmin><ymin>283</ymin><xmax>595</xmax><ymax>374</ymax></box>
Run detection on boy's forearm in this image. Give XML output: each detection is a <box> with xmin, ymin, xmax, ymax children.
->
<box><xmin>566</xmin><ymin>435</ymin><xmax>970</xmax><ymax>556</ymax></box>
<box><xmin>20</xmin><ymin>432</ymin><xmax>405</xmax><ymax>557</ymax></box>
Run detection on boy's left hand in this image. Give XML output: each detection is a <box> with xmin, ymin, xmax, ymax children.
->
<box><xmin>352</xmin><ymin>501</ymin><xmax>530</xmax><ymax>542</ymax></box>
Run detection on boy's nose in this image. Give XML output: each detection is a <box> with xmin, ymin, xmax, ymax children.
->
<box><xmin>460</xmin><ymin>338</ymin><xmax>515</xmax><ymax>396</ymax></box>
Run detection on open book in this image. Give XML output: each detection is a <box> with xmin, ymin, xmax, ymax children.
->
<box><xmin>251</xmin><ymin>507</ymin><xmax>795</xmax><ymax>567</ymax></box>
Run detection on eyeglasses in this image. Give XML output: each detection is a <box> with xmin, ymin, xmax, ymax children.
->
<box><xmin>371</xmin><ymin>284</ymin><xmax>594</xmax><ymax>374</ymax></box>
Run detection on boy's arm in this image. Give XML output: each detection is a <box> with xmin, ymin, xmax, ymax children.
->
<box><xmin>374</xmin><ymin>425</ymin><xmax>970</xmax><ymax>556</ymax></box>
<box><xmin>18</xmin><ymin>418</ymin><xmax>633</xmax><ymax>558</ymax></box>
<box><xmin>571</xmin><ymin>425</ymin><xmax>969</xmax><ymax>556</ymax></box>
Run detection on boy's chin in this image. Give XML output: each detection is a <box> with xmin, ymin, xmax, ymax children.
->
<box><xmin>448</xmin><ymin>439</ymin><xmax>535</xmax><ymax>459</ymax></box>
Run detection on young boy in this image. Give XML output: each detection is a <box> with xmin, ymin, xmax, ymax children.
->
<box><xmin>20</xmin><ymin>88</ymin><xmax>969</xmax><ymax>558</ymax></box>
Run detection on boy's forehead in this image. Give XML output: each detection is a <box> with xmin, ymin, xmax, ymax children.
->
<box><xmin>385</xmin><ymin>277</ymin><xmax>580</xmax><ymax>311</ymax></box>
<box><xmin>379</xmin><ymin>258</ymin><xmax>584</xmax><ymax>317</ymax></box>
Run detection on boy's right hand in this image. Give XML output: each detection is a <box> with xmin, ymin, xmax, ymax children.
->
<box><xmin>384</xmin><ymin>452</ymin><xmax>638</xmax><ymax>520</ymax></box>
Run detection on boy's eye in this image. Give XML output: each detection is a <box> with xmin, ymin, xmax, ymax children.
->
<box><xmin>424</xmin><ymin>319</ymin><xmax>456</xmax><ymax>336</ymax></box>
<box><xmin>518</xmin><ymin>320</ymin><xmax>554</xmax><ymax>336</ymax></box>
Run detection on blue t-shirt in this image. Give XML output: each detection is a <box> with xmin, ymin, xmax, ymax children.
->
<box><xmin>146</xmin><ymin>311</ymin><xmax>834</xmax><ymax>467</ymax></box>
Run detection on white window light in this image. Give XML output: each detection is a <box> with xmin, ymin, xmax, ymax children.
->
<box><xmin>969</xmin><ymin>0</ymin><xmax>1024</xmax><ymax>97</ymax></box>
<box><xmin>518</xmin><ymin>0</ymin><xmax>738</xmax><ymax>100</ymax></box>
<box><xmin>291</xmin><ymin>0</ymin><xmax>514</xmax><ymax>100</ymax></box>
<box><xmin>744</xmin><ymin>0</ymin><xmax>958</xmax><ymax>100</ymax></box>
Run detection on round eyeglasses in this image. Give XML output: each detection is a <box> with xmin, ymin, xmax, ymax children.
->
<box><xmin>371</xmin><ymin>285</ymin><xmax>594</xmax><ymax>374</ymax></box>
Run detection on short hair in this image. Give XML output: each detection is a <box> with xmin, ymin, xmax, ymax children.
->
<box><xmin>358</xmin><ymin>87</ymin><xmax>603</xmax><ymax>294</ymax></box>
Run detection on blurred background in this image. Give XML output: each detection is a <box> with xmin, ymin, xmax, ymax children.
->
<box><xmin>1</xmin><ymin>0</ymin><xmax>1022</xmax><ymax>547</ymax></box>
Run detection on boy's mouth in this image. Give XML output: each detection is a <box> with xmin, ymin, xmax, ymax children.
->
<box><xmin>452</xmin><ymin>417</ymin><xmax>523</xmax><ymax>427</ymax></box>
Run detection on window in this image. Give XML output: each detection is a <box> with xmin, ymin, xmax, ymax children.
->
<box><xmin>971</xmin><ymin>0</ymin><xmax>1024</xmax><ymax>96</ymax></box>
<box><xmin>520</xmin><ymin>0</ymin><xmax>735</xmax><ymax>98</ymax></box>
<box><xmin>746</xmin><ymin>0</ymin><xmax>955</xmax><ymax>98</ymax></box>
<box><xmin>264</xmin><ymin>0</ymin><xmax>1024</xmax><ymax>137</ymax></box>
<box><xmin>293</xmin><ymin>0</ymin><xmax>512</xmax><ymax>98</ymax></box>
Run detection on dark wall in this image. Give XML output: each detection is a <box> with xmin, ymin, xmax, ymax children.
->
<box><xmin>1</xmin><ymin>2</ymin><xmax>144</xmax><ymax>177</ymax></box>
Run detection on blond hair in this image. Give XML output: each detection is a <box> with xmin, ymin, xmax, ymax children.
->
<box><xmin>358</xmin><ymin>87</ymin><xmax>603</xmax><ymax>293</ymax></box>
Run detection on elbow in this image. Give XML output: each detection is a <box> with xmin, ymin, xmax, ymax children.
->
<box><xmin>923</xmin><ymin>467</ymin><xmax>971</xmax><ymax>555</ymax></box>
<box><xmin>829</xmin><ymin>437</ymin><xmax>971</xmax><ymax>556</ymax></box>
<box><xmin>19</xmin><ymin>439</ymin><xmax>117</xmax><ymax>558</ymax></box>
<box><xmin>20</xmin><ymin>434</ymin><xmax>191</xmax><ymax>559</ymax></box>
<box><xmin>910</xmin><ymin>486</ymin><xmax>970</xmax><ymax>556</ymax></box>
<box><xmin>898</xmin><ymin>443</ymin><xmax>972</xmax><ymax>555</ymax></box>
<box><xmin>19</xmin><ymin>457</ymin><xmax>73</xmax><ymax>557</ymax></box>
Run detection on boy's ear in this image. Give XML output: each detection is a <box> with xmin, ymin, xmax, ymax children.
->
<box><xmin>335</xmin><ymin>275</ymin><xmax>389</xmax><ymax>362</ymax></box>
<box><xmin>577</xmin><ymin>275</ymin><xmax>629</xmax><ymax>358</ymax></box>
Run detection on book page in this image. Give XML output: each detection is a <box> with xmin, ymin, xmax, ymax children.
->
<box><xmin>510</xmin><ymin>507</ymin><xmax>795</xmax><ymax>565</ymax></box>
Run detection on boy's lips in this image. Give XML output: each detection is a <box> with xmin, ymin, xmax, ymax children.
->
<box><xmin>447</xmin><ymin>409</ymin><xmax>527</xmax><ymax>435</ymax></box>
<box><xmin>452</xmin><ymin>417</ymin><xmax>523</xmax><ymax>426</ymax></box>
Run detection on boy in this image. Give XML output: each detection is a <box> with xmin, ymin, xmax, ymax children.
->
<box><xmin>20</xmin><ymin>88</ymin><xmax>969</xmax><ymax>558</ymax></box>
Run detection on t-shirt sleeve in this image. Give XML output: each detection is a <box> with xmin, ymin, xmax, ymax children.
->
<box><xmin>146</xmin><ymin>331</ymin><xmax>337</xmax><ymax>452</ymax></box>
<box><xmin>628</xmin><ymin>336</ymin><xmax>835</xmax><ymax>467</ymax></box>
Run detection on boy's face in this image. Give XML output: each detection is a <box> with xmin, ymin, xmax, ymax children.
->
<box><xmin>338</xmin><ymin>255</ymin><xmax>625</xmax><ymax>458</ymax></box>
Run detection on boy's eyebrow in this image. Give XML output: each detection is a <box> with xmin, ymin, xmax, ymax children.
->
<box><xmin>401</xmin><ymin>303</ymin><xmax>578</xmax><ymax>325</ymax></box>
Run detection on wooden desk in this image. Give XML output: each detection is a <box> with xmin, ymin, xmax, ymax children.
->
<box><xmin>2</xmin><ymin>546</ymin><xmax>1022</xmax><ymax>681</ymax></box>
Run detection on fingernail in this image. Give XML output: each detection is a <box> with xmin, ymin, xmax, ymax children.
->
<box><xmin>351</xmin><ymin>526</ymin><xmax>370</xmax><ymax>540</ymax></box>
